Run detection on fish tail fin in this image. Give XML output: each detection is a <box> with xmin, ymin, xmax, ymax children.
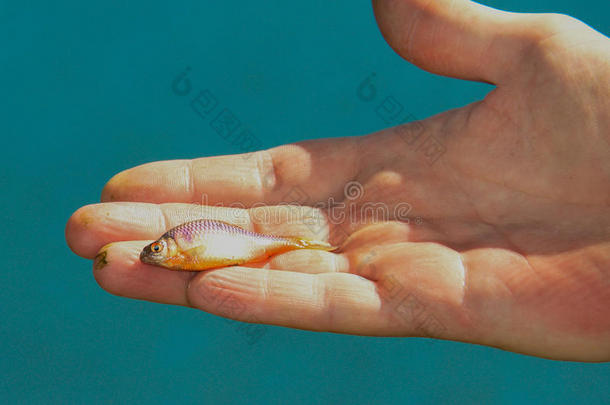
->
<box><xmin>290</xmin><ymin>237</ymin><xmax>338</xmax><ymax>252</ymax></box>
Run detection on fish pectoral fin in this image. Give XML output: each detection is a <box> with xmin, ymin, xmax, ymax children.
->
<box><xmin>182</xmin><ymin>245</ymin><xmax>246</xmax><ymax>270</ymax></box>
<box><xmin>183</xmin><ymin>245</ymin><xmax>207</xmax><ymax>257</ymax></box>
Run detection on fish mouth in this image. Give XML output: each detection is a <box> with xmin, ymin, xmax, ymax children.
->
<box><xmin>140</xmin><ymin>245</ymin><xmax>156</xmax><ymax>264</ymax></box>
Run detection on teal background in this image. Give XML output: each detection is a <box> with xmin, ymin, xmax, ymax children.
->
<box><xmin>1</xmin><ymin>0</ymin><xmax>609</xmax><ymax>403</ymax></box>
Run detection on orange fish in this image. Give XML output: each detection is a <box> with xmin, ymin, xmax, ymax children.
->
<box><xmin>140</xmin><ymin>219</ymin><xmax>336</xmax><ymax>271</ymax></box>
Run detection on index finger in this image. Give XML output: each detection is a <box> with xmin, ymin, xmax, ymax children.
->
<box><xmin>102</xmin><ymin>137</ymin><xmax>363</xmax><ymax>206</ymax></box>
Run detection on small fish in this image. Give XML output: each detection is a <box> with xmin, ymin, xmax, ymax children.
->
<box><xmin>140</xmin><ymin>219</ymin><xmax>336</xmax><ymax>271</ymax></box>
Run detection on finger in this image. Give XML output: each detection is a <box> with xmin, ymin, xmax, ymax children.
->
<box><xmin>372</xmin><ymin>0</ymin><xmax>532</xmax><ymax>83</ymax></box>
<box><xmin>266</xmin><ymin>249</ymin><xmax>350</xmax><ymax>274</ymax></box>
<box><xmin>186</xmin><ymin>267</ymin><xmax>395</xmax><ymax>334</ymax></box>
<box><xmin>93</xmin><ymin>241</ymin><xmax>195</xmax><ymax>306</ymax></box>
<box><xmin>66</xmin><ymin>202</ymin><xmax>338</xmax><ymax>259</ymax></box>
<box><xmin>95</xmin><ymin>241</ymin><xmax>387</xmax><ymax>333</ymax></box>
<box><xmin>101</xmin><ymin>138</ymin><xmax>363</xmax><ymax>206</ymax></box>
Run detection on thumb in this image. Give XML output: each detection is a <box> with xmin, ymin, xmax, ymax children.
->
<box><xmin>372</xmin><ymin>0</ymin><xmax>530</xmax><ymax>84</ymax></box>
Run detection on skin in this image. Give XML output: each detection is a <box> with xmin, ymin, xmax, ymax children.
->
<box><xmin>65</xmin><ymin>0</ymin><xmax>610</xmax><ymax>361</ymax></box>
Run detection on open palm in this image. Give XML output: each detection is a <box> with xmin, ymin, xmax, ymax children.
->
<box><xmin>66</xmin><ymin>0</ymin><xmax>610</xmax><ymax>361</ymax></box>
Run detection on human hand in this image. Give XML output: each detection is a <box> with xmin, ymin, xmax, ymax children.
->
<box><xmin>66</xmin><ymin>0</ymin><xmax>610</xmax><ymax>361</ymax></box>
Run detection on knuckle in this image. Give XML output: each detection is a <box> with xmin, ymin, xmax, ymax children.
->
<box><xmin>508</xmin><ymin>13</ymin><xmax>587</xmax><ymax>76</ymax></box>
<box><xmin>522</xmin><ymin>13</ymin><xmax>582</xmax><ymax>48</ymax></box>
<box><xmin>256</xmin><ymin>149</ymin><xmax>278</xmax><ymax>192</ymax></box>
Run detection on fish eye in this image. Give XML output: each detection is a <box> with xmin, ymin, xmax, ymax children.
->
<box><xmin>151</xmin><ymin>242</ymin><xmax>163</xmax><ymax>253</ymax></box>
